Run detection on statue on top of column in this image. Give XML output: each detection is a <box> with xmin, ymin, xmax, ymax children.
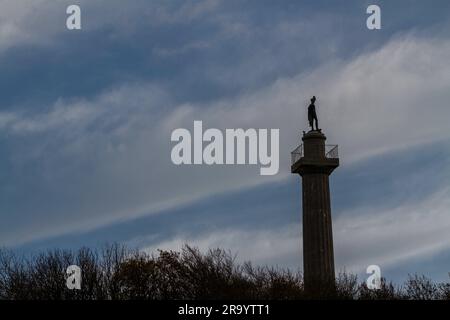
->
<box><xmin>307</xmin><ymin>96</ymin><xmax>320</xmax><ymax>131</ymax></box>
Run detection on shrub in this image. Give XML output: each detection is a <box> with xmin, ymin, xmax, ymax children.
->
<box><xmin>0</xmin><ymin>244</ymin><xmax>448</xmax><ymax>300</ymax></box>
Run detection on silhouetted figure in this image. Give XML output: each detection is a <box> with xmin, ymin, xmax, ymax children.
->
<box><xmin>308</xmin><ymin>96</ymin><xmax>319</xmax><ymax>131</ymax></box>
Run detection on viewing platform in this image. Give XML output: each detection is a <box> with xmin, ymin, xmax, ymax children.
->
<box><xmin>290</xmin><ymin>131</ymin><xmax>339</xmax><ymax>175</ymax></box>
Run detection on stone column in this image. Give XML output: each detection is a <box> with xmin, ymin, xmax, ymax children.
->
<box><xmin>291</xmin><ymin>130</ymin><xmax>339</xmax><ymax>297</ymax></box>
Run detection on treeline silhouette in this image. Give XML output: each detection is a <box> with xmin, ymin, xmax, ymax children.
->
<box><xmin>0</xmin><ymin>244</ymin><xmax>448</xmax><ymax>300</ymax></box>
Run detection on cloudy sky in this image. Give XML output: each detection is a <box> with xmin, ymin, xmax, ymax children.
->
<box><xmin>1</xmin><ymin>0</ymin><xmax>450</xmax><ymax>283</ymax></box>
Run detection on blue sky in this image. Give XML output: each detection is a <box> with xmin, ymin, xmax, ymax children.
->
<box><xmin>1</xmin><ymin>0</ymin><xmax>450</xmax><ymax>284</ymax></box>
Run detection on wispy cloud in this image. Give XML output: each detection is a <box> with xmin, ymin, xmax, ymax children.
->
<box><xmin>140</xmin><ymin>225</ymin><xmax>302</xmax><ymax>270</ymax></box>
<box><xmin>334</xmin><ymin>187</ymin><xmax>450</xmax><ymax>272</ymax></box>
<box><xmin>138</xmin><ymin>186</ymin><xmax>450</xmax><ymax>279</ymax></box>
<box><xmin>2</xmin><ymin>34</ymin><xmax>450</xmax><ymax>247</ymax></box>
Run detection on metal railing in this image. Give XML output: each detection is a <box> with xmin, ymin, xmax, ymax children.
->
<box><xmin>325</xmin><ymin>145</ymin><xmax>338</xmax><ymax>159</ymax></box>
<box><xmin>291</xmin><ymin>144</ymin><xmax>338</xmax><ymax>165</ymax></box>
<box><xmin>291</xmin><ymin>144</ymin><xmax>304</xmax><ymax>165</ymax></box>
